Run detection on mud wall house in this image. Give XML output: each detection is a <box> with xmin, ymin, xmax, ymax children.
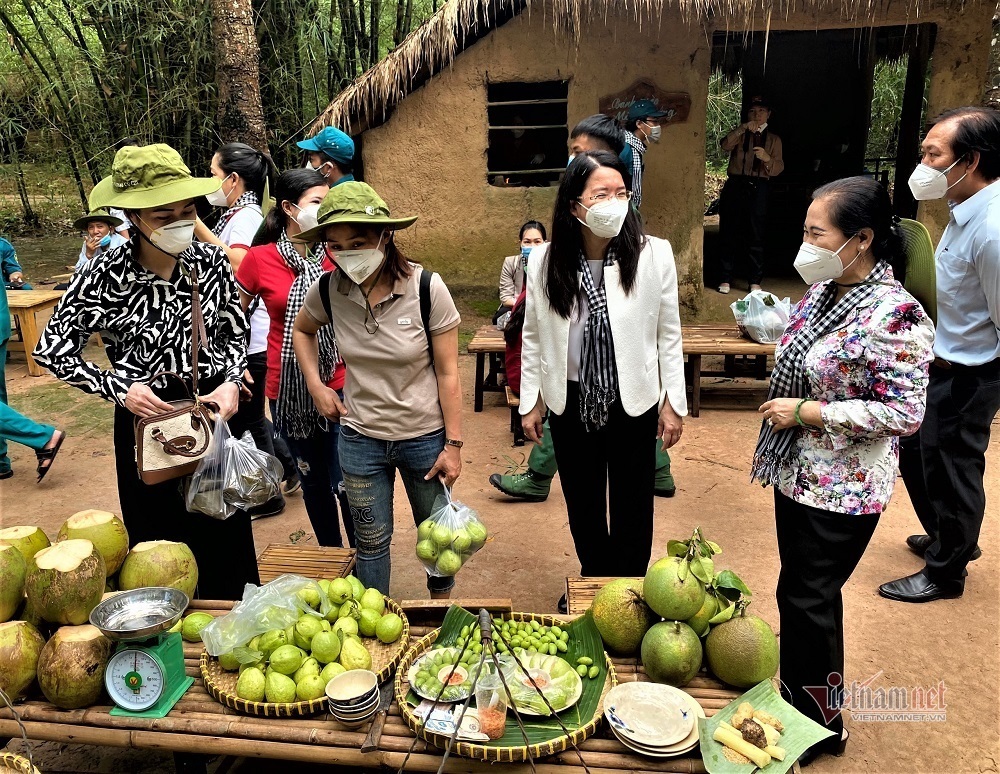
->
<box><xmin>312</xmin><ymin>0</ymin><xmax>993</xmax><ymax>314</ymax></box>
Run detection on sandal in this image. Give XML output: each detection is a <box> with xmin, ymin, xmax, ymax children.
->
<box><xmin>36</xmin><ymin>430</ymin><xmax>66</xmax><ymax>483</ymax></box>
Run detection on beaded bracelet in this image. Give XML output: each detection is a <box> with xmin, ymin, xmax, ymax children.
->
<box><xmin>794</xmin><ymin>398</ymin><xmax>809</xmax><ymax>427</ymax></box>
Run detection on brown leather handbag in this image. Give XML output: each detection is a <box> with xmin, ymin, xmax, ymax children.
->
<box><xmin>134</xmin><ymin>266</ymin><xmax>217</xmax><ymax>485</ymax></box>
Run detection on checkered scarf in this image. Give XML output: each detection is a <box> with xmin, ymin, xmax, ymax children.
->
<box><xmin>274</xmin><ymin>231</ymin><xmax>339</xmax><ymax>439</ymax></box>
<box><xmin>211</xmin><ymin>191</ymin><xmax>259</xmax><ymax>236</ymax></box>
<box><xmin>750</xmin><ymin>260</ymin><xmax>892</xmax><ymax>485</ymax></box>
<box><xmin>578</xmin><ymin>248</ymin><xmax>619</xmax><ymax>432</ymax></box>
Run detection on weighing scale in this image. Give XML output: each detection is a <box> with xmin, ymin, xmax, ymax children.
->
<box><xmin>89</xmin><ymin>587</ymin><xmax>195</xmax><ymax>719</ymax></box>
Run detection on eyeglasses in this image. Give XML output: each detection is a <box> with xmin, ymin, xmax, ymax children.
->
<box><xmin>580</xmin><ymin>190</ymin><xmax>633</xmax><ymax>204</ymax></box>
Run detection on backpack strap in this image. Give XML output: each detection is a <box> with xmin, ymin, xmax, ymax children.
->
<box><xmin>419</xmin><ymin>267</ymin><xmax>434</xmax><ymax>367</ymax></box>
<box><xmin>318</xmin><ymin>270</ymin><xmax>335</xmax><ymax>323</ymax></box>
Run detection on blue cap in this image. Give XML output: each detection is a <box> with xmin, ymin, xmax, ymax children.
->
<box><xmin>627</xmin><ymin>99</ymin><xmax>668</xmax><ymax>123</ymax></box>
<box><xmin>297</xmin><ymin>127</ymin><xmax>355</xmax><ymax>164</ymax></box>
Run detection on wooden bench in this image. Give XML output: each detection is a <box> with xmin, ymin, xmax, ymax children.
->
<box><xmin>255</xmin><ymin>543</ymin><xmax>356</xmax><ymax>584</ymax></box>
<box><xmin>505</xmin><ymin>386</ymin><xmax>525</xmax><ymax>445</ymax></box>
<box><xmin>467</xmin><ymin>324</ymin><xmax>506</xmax><ymax>412</ymax></box>
<box><xmin>7</xmin><ymin>289</ymin><xmax>64</xmax><ymax>376</ymax></box>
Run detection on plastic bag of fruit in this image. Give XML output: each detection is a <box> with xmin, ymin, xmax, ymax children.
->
<box><xmin>415</xmin><ymin>486</ymin><xmax>488</xmax><ymax>577</ymax></box>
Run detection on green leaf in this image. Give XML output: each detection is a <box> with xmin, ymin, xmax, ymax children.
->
<box><xmin>666</xmin><ymin>540</ymin><xmax>687</xmax><ymax>557</ymax></box>
<box><xmin>232</xmin><ymin>646</ymin><xmax>263</xmax><ymax>665</ymax></box>
<box><xmin>690</xmin><ymin>556</ymin><xmax>713</xmax><ymax>585</ymax></box>
<box><xmin>707</xmin><ymin>541</ymin><xmax>722</xmax><ymax>555</ymax></box>
<box><xmin>718</xmin><ymin>586</ymin><xmax>743</xmax><ymax>602</ymax></box>
<box><xmin>677</xmin><ymin>559</ymin><xmax>689</xmax><ymax>582</ymax></box>
<box><xmin>715</xmin><ymin>569</ymin><xmax>752</xmax><ymax>597</ymax></box>
<box><xmin>708</xmin><ymin>603</ymin><xmax>736</xmax><ymax>625</ymax></box>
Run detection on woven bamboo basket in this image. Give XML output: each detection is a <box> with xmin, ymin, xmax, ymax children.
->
<box><xmin>201</xmin><ymin>596</ymin><xmax>408</xmax><ymax>717</ymax></box>
<box><xmin>0</xmin><ymin>753</ymin><xmax>41</xmax><ymax>774</ymax></box>
<box><xmin>395</xmin><ymin>611</ymin><xmax>617</xmax><ymax>763</ymax></box>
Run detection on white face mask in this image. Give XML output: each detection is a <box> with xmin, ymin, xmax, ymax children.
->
<box><xmin>292</xmin><ymin>203</ymin><xmax>321</xmax><ymax>232</ymax></box>
<box><xmin>577</xmin><ymin>198</ymin><xmax>629</xmax><ymax>239</ymax></box>
<box><xmin>333</xmin><ymin>233</ymin><xmax>386</xmax><ymax>285</ymax></box>
<box><xmin>647</xmin><ymin>124</ymin><xmax>662</xmax><ymax>143</ymax></box>
<box><xmin>205</xmin><ymin>174</ymin><xmax>234</xmax><ymax>207</ymax></box>
<box><xmin>793</xmin><ymin>236</ymin><xmax>861</xmax><ymax>285</ymax></box>
<box><xmin>907</xmin><ymin>158</ymin><xmax>965</xmax><ymax>201</ymax></box>
<box><xmin>145</xmin><ymin>219</ymin><xmax>196</xmax><ymax>257</ymax></box>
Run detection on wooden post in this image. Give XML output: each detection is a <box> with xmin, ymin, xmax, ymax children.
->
<box><xmin>894</xmin><ymin>24</ymin><xmax>934</xmax><ymax>218</ymax></box>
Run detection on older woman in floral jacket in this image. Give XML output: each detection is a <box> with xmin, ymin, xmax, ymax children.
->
<box><xmin>752</xmin><ymin>177</ymin><xmax>934</xmax><ymax>767</ymax></box>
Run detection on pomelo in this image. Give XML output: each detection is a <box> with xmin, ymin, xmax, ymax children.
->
<box><xmin>685</xmin><ymin>594</ymin><xmax>720</xmax><ymax>637</ymax></box>
<box><xmin>0</xmin><ymin>620</ymin><xmax>46</xmax><ymax>700</ymax></box>
<box><xmin>25</xmin><ymin>539</ymin><xmax>105</xmax><ymax>625</ymax></box>
<box><xmin>591</xmin><ymin>578</ymin><xmax>657</xmax><ymax>656</ymax></box>
<box><xmin>118</xmin><ymin>540</ymin><xmax>198</xmax><ymax>599</ymax></box>
<box><xmin>0</xmin><ymin>526</ymin><xmax>50</xmax><ymax>563</ymax></box>
<box><xmin>56</xmin><ymin>511</ymin><xmax>129</xmax><ymax>576</ymax></box>
<box><xmin>36</xmin><ymin>624</ymin><xmax>112</xmax><ymax>709</ymax></box>
<box><xmin>704</xmin><ymin>613</ymin><xmax>779</xmax><ymax>688</ymax></box>
<box><xmin>641</xmin><ymin>621</ymin><xmax>703</xmax><ymax>687</ymax></box>
<box><xmin>643</xmin><ymin>556</ymin><xmax>706</xmax><ymax>622</ymax></box>
<box><xmin>0</xmin><ymin>543</ymin><xmax>27</xmax><ymax>622</ymax></box>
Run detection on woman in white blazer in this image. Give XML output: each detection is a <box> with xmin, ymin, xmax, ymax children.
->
<box><xmin>520</xmin><ymin>150</ymin><xmax>687</xmax><ymax>579</ymax></box>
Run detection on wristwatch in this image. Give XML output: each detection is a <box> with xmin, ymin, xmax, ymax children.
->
<box><xmin>444</xmin><ymin>438</ymin><xmax>464</xmax><ymax>449</ymax></box>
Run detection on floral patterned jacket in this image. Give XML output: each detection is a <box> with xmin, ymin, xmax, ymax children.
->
<box><xmin>776</xmin><ymin>272</ymin><xmax>935</xmax><ymax>514</ymax></box>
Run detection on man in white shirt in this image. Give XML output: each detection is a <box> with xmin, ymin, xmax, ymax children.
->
<box><xmin>880</xmin><ymin>106</ymin><xmax>1000</xmax><ymax>603</ymax></box>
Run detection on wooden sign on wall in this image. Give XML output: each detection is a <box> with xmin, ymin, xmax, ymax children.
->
<box><xmin>599</xmin><ymin>79</ymin><xmax>691</xmax><ymax>125</ymax></box>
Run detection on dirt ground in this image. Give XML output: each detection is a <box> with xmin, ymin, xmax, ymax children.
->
<box><xmin>2</xmin><ymin>280</ymin><xmax>998</xmax><ymax>773</ymax></box>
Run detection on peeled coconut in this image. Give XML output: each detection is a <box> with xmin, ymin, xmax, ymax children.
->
<box><xmin>0</xmin><ymin>620</ymin><xmax>46</xmax><ymax>700</ymax></box>
<box><xmin>57</xmin><ymin>510</ymin><xmax>129</xmax><ymax>576</ymax></box>
<box><xmin>0</xmin><ymin>543</ymin><xmax>27</xmax><ymax>622</ymax></box>
<box><xmin>704</xmin><ymin>613</ymin><xmax>779</xmax><ymax>688</ymax></box>
<box><xmin>119</xmin><ymin>540</ymin><xmax>198</xmax><ymax>599</ymax></box>
<box><xmin>36</xmin><ymin>624</ymin><xmax>113</xmax><ymax>709</ymax></box>
<box><xmin>26</xmin><ymin>539</ymin><xmax>106</xmax><ymax>625</ymax></box>
<box><xmin>0</xmin><ymin>526</ymin><xmax>50</xmax><ymax>563</ymax></box>
<box><xmin>591</xmin><ymin>578</ymin><xmax>658</xmax><ymax>656</ymax></box>
<box><xmin>643</xmin><ymin>556</ymin><xmax>707</xmax><ymax>622</ymax></box>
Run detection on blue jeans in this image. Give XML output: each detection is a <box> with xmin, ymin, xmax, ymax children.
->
<box><xmin>338</xmin><ymin>425</ymin><xmax>452</xmax><ymax>595</ymax></box>
<box><xmin>270</xmin><ymin>399</ymin><xmax>352</xmax><ymax>548</ymax></box>
<box><xmin>0</xmin><ymin>338</ymin><xmax>54</xmax><ymax>472</ymax></box>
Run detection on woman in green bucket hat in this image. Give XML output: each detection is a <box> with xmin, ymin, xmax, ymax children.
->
<box><xmin>293</xmin><ymin>181</ymin><xmax>463</xmax><ymax>598</ymax></box>
<box><xmin>33</xmin><ymin>142</ymin><xmax>260</xmax><ymax>600</ymax></box>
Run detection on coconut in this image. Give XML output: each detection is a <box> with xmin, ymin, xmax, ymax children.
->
<box><xmin>57</xmin><ymin>511</ymin><xmax>129</xmax><ymax>576</ymax></box>
<box><xmin>0</xmin><ymin>526</ymin><xmax>50</xmax><ymax>563</ymax></box>
<box><xmin>118</xmin><ymin>540</ymin><xmax>198</xmax><ymax>599</ymax></box>
<box><xmin>36</xmin><ymin>624</ymin><xmax>113</xmax><ymax>709</ymax></box>
<box><xmin>0</xmin><ymin>620</ymin><xmax>46</xmax><ymax>700</ymax></box>
<box><xmin>25</xmin><ymin>539</ymin><xmax>106</xmax><ymax>625</ymax></box>
<box><xmin>0</xmin><ymin>543</ymin><xmax>27</xmax><ymax>622</ymax></box>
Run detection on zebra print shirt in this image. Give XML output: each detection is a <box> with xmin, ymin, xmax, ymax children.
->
<box><xmin>33</xmin><ymin>239</ymin><xmax>248</xmax><ymax>408</ymax></box>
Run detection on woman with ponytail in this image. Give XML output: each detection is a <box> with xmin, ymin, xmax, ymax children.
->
<box><xmin>751</xmin><ymin>176</ymin><xmax>934</xmax><ymax>766</ymax></box>
<box><xmin>237</xmin><ymin>170</ymin><xmax>353</xmax><ymax>547</ymax></box>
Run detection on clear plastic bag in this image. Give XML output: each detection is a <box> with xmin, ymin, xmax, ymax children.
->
<box><xmin>223</xmin><ymin>429</ymin><xmax>282</xmax><ymax>510</ymax></box>
<box><xmin>201</xmin><ymin>574</ymin><xmax>331</xmax><ymax>657</ymax></box>
<box><xmin>731</xmin><ymin>289</ymin><xmax>791</xmax><ymax>344</ymax></box>
<box><xmin>185</xmin><ymin>414</ymin><xmax>235</xmax><ymax>520</ymax></box>
<box><xmin>414</xmin><ymin>486</ymin><xmax>488</xmax><ymax>578</ymax></box>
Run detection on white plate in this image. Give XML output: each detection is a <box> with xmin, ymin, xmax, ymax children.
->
<box><xmin>604</xmin><ymin>682</ymin><xmax>698</xmax><ymax>748</ymax></box>
<box><xmin>608</xmin><ymin>688</ymin><xmax>704</xmax><ymax>758</ymax></box>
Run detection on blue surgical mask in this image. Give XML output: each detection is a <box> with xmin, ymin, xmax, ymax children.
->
<box><xmin>99</xmin><ymin>235</ymin><xmax>112</xmax><ymax>248</ymax></box>
<box><xmin>520</xmin><ymin>246</ymin><xmax>532</xmax><ymax>261</ymax></box>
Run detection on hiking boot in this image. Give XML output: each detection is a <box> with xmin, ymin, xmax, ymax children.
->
<box><xmin>488</xmin><ymin>470</ymin><xmax>552</xmax><ymax>502</ymax></box>
<box><xmin>655</xmin><ymin>445</ymin><xmax>676</xmax><ymax>498</ymax></box>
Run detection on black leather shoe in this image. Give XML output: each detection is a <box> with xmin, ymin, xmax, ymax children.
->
<box><xmin>879</xmin><ymin>570</ymin><xmax>964</xmax><ymax>603</ymax></box>
<box><xmin>798</xmin><ymin>729</ymin><xmax>848</xmax><ymax>768</ymax></box>
<box><xmin>906</xmin><ymin>534</ymin><xmax>981</xmax><ymax>561</ymax></box>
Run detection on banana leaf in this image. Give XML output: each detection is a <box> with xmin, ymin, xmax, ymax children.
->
<box><xmin>698</xmin><ymin>680</ymin><xmax>837</xmax><ymax>774</ymax></box>
<box><xmin>405</xmin><ymin>605</ymin><xmax>608</xmax><ymax>749</ymax></box>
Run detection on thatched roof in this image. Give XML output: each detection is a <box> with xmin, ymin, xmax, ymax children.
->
<box><xmin>311</xmin><ymin>0</ymin><xmax>937</xmax><ymax>135</ymax></box>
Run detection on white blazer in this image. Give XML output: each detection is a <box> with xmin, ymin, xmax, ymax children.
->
<box><xmin>519</xmin><ymin>236</ymin><xmax>688</xmax><ymax>418</ymax></box>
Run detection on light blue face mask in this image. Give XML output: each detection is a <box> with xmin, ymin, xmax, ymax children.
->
<box><xmin>520</xmin><ymin>246</ymin><xmax>532</xmax><ymax>260</ymax></box>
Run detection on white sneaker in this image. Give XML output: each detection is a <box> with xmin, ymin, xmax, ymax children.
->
<box><xmin>718</xmin><ymin>283</ymin><xmax>731</xmax><ymax>294</ymax></box>
<box><xmin>749</xmin><ymin>283</ymin><xmax>763</xmax><ymax>292</ymax></box>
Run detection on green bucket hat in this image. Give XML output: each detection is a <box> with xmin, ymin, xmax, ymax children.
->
<box><xmin>295</xmin><ymin>181</ymin><xmax>417</xmax><ymax>243</ymax></box>
<box><xmin>89</xmin><ymin>143</ymin><xmax>221</xmax><ymax>210</ymax></box>
<box><xmin>73</xmin><ymin>208</ymin><xmax>124</xmax><ymax>232</ymax></box>
<box><xmin>898</xmin><ymin>217</ymin><xmax>937</xmax><ymax>324</ymax></box>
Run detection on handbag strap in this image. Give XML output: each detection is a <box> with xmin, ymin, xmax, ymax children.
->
<box><xmin>148</xmin><ymin>371</ymin><xmax>194</xmax><ymax>398</ymax></box>
<box><xmin>190</xmin><ymin>264</ymin><xmax>208</xmax><ymax>397</ymax></box>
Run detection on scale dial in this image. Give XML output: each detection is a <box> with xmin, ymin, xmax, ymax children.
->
<box><xmin>105</xmin><ymin>647</ymin><xmax>166</xmax><ymax>711</ymax></box>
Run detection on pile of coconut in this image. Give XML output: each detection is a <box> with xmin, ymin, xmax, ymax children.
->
<box><xmin>0</xmin><ymin>512</ymin><xmax>198</xmax><ymax>709</ymax></box>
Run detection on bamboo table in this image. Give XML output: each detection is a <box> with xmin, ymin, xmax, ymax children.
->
<box><xmin>255</xmin><ymin>543</ymin><xmax>356</xmax><ymax>584</ymax></box>
<box><xmin>6</xmin><ymin>290</ymin><xmax>63</xmax><ymax>377</ymax></box>
<box><xmin>0</xmin><ymin>598</ymin><xmax>734</xmax><ymax>773</ymax></box>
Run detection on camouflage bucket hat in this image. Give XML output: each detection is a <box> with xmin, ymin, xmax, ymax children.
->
<box><xmin>295</xmin><ymin>181</ymin><xmax>417</xmax><ymax>242</ymax></box>
<box><xmin>89</xmin><ymin>143</ymin><xmax>221</xmax><ymax>210</ymax></box>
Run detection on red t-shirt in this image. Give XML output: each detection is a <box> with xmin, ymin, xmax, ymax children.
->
<box><xmin>236</xmin><ymin>243</ymin><xmax>346</xmax><ymax>400</ymax></box>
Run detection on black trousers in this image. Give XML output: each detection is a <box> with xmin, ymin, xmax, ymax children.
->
<box><xmin>774</xmin><ymin>490</ymin><xmax>879</xmax><ymax>737</ymax></box>
<box><xmin>548</xmin><ymin>382</ymin><xmax>657</xmax><ymax>577</ymax></box>
<box><xmin>114</xmin><ymin>373</ymin><xmax>260</xmax><ymax>600</ymax></box>
<box><xmin>228</xmin><ymin>352</ymin><xmax>275</xmax><ymax>461</ymax></box>
<box><xmin>718</xmin><ymin>176</ymin><xmax>769</xmax><ymax>286</ymax></box>
<box><xmin>898</xmin><ymin>359</ymin><xmax>1000</xmax><ymax>582</ymax></box>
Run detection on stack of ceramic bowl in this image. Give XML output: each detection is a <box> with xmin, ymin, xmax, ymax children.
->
<box><xmin>325</xmin><ymin>670</ymin><xmax>380</xmax><ymax>728</ymax></box>
<box><xmin>603</xmin><ymin>683</ymin><xmax>704</xmax><ymax>758</ymax></box>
